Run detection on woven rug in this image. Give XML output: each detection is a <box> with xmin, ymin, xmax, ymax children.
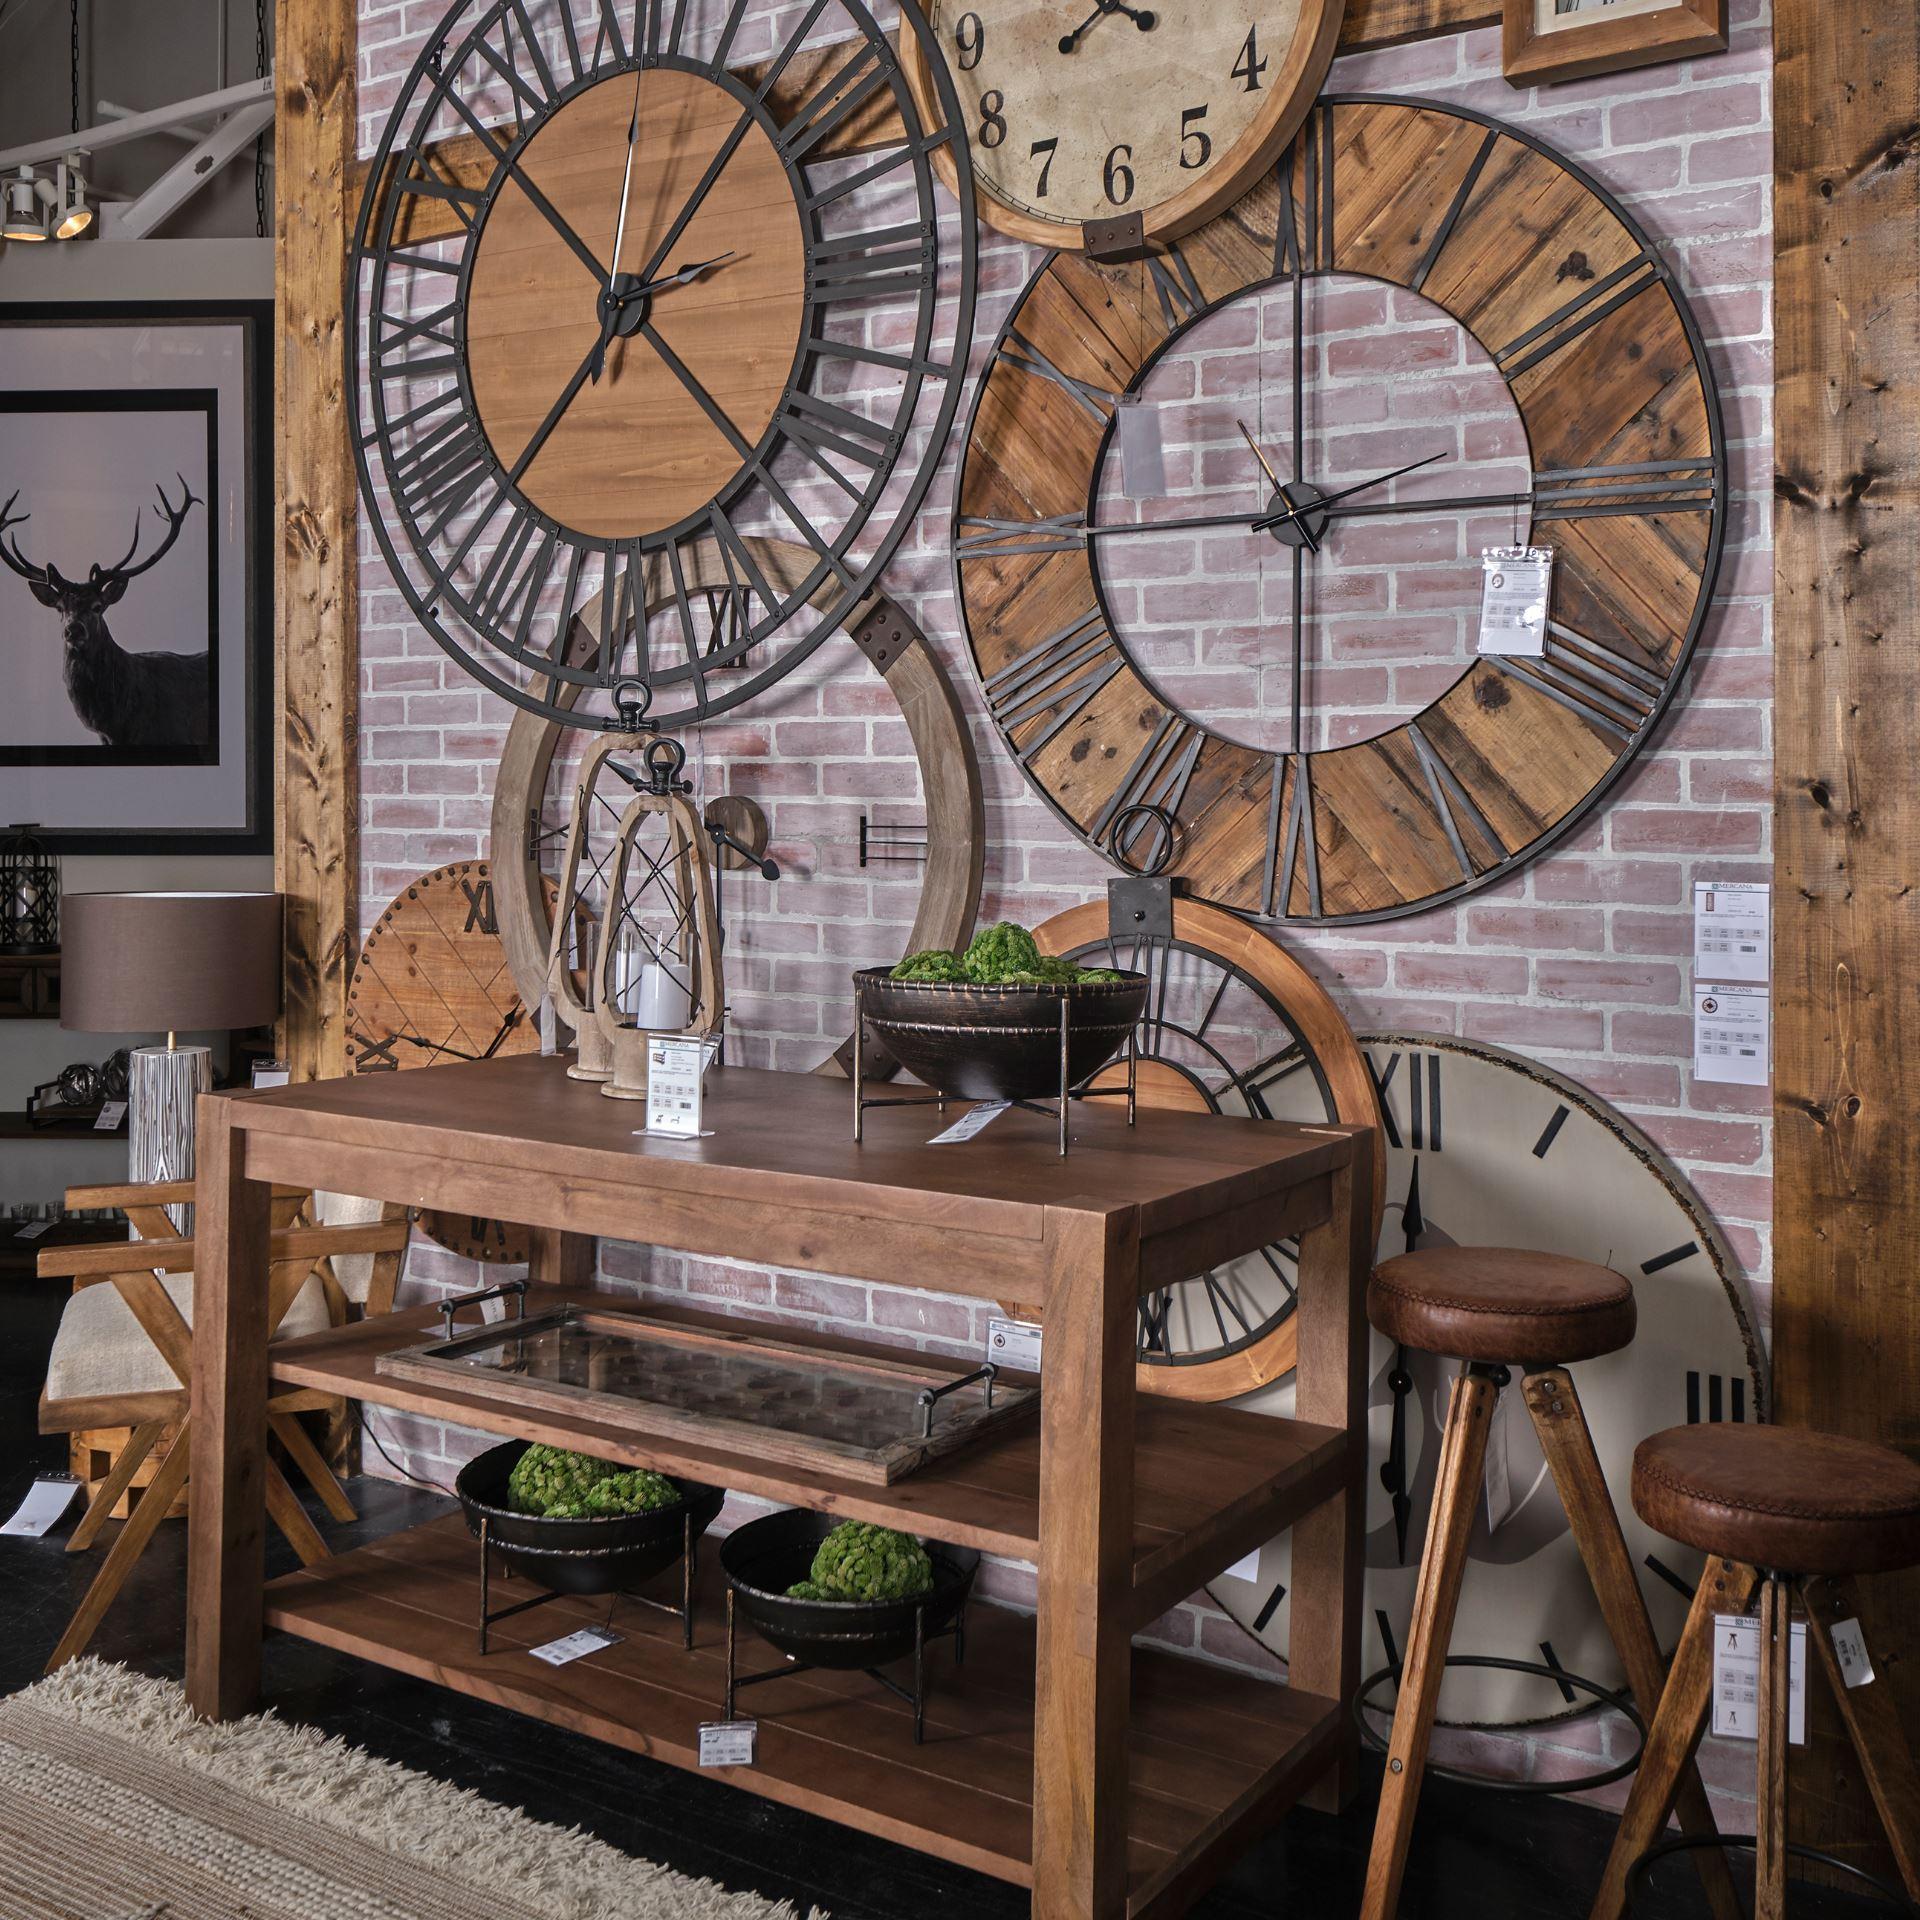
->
<box><xmin>0</xmin><ymin>1658</ymin><xmax>822</xmax><ymax>1920</ymax></box>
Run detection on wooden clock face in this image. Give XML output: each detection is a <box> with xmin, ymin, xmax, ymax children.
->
<box><xmin>899</xmin><ymin>0</ymin><xmax>1343</xmax><ymax>249</ymax></box>
<box><xmin>352</xmin><ymin>0</ymin><xmax>975</xmax><ymax>732</ymax></box>
<box><xmin>1032</xmin><ymin>898</ymin><xmax>1382</xmax><ymax>1401</ymax></box>
<box><xmin>347</xmin><ymin>860</ymin><xmax>543</xmax><ymax>1264</ymax></box>
<box><xmin>1227</xmin><ymin>1033</ymin><xmax>1764</xmax><ymax>1725</ymax></box>
<box><xmin>952</xmin><ymin>97</ymin><xmax>1726</xmax><ymax>924</ymax></box>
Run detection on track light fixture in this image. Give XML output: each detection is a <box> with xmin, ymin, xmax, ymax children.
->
<box><xmin>1</xmin><ymin>166</ymin><xmax>48</xmax><ymax>242</ymax></box>
<box><xmin>52</xmin><ymin>153</ymin><xmax>91</xmax><ymax>238</ymax></box>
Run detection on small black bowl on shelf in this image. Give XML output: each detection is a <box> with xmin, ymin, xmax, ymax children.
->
<box><xmin>455</xmin><ymin>1438</ymin><xmax>724</xmax><ymax>1653</ymax></box>
<box><xmin>851</xmin><ymin>968</ymin><xmax>1148</xmax><ymax>1155</ymax></box>
<box><xmin>720</xmin><ymin>1507</ymin><xmax>980</xmax><ymax>1742</ymax></box>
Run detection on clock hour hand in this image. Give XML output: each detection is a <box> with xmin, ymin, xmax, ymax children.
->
<box><xmin>397</xmin><ymin>1033</ymin><xmax>481</xmax><ymax>1062</ymax></box>
<box><xmin>1253</xmin><ymin>450</ymin><xmax>1447</xmax><ymax>534</ymax></box>
<box><xmin>1059</xmin><ymin>0</ymin><xmax>1156</xmax><ymax>51</ymax></box>
<box><xmin>479</xmin><ymin>1003</ymin><xmax>527</xmax><ymax>1059</ymax></box>
<box><xmin>1239</xmin><ymin>418</ymin><xmax>1321</xmax><ymax>556</ymax></box>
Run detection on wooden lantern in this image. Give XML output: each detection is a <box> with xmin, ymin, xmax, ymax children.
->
<box><xmin>588</xmin><ymin>736</ymin><xmax>724</xmax><ymax>1102</ymax></box>
<box><xmin>545</xmin><ymin>734</ymin><xmax>632</xmax><ymax>1084</ymax></box>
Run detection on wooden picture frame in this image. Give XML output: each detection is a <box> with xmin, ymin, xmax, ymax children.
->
<box><xmin>1503</xmin><ymin>0</ymin><xmax>1726</xmax><ymax>85</ymax></box>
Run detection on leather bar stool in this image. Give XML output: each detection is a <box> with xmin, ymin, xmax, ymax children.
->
<box><xmin>1360</xmin><ymin>1248</ymin><xmax>1739</xmax><ymax>1920</ymax></box>
<box><xmin>1590</xmin><ymin>1424</ymin><xmax>1920</xmax><ymax>1920</ymax></box>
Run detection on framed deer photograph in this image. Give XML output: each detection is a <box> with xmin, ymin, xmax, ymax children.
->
<box><xmin>0</xmin><ymin>302</ymin><xmax>270</xmax><ymax>852</ymax></box>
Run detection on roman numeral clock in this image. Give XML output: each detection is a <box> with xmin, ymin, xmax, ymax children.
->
<box><xmin>951</xmin><ymin>96</ymin><xmax>1726</xmax><ymax>920</ymax></box>
<box><xmin>350</xmin><ymin>0</ymin><xmax>975</xmax><ymax>733</ymax></box>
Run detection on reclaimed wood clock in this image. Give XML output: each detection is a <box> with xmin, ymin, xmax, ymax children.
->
<box><xmin>897</xmin><ymin>0</ymin><xmax>1344</xmax><ymax>249</ymax></box>
<box><xmin>347</xmin><ymin>860</ymin><xmax>545</xmax><ymax>1263</ymax></box>
<box><xmin>952</xmin><ymin>96</ymin><xmax>1727</xmax><ymax>923</ymax></box>
<box><xmin>351</xmin><ymin>0</ymin><xmax>975</xmax><ymax>731</ymax></box>
<box><xmin>1231</xmin><ymin>1033</ymin><xmax>1764</xmax><ymax>1724</ymax></box>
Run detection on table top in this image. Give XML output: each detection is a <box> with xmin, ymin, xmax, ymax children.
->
<box><xmin>222</xmin><ymin>1054</ymin><xmax>1362</xmax><ymax>1241</ymax></box>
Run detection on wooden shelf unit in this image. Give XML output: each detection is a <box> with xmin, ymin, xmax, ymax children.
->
<box><xmin>266</xmin><ymin>1517</ymin><xmax>1341</xmax><ymax>1914</ymax></box>
<box><xmin>191</xmin><ymin>1053</ymin><xmax>1375</xmax><ymax>1920</ymax></box>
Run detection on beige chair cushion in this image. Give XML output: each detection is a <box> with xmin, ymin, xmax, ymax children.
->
<box><xmin>44</xmin><ymin>1269</ymin><xmax>331</xmax><ymax>1406</ymax></box>
<box><xmin>312</xmin><ymin>1189</ymin><xmax>397</xmax><ymax>1305</ymax></box>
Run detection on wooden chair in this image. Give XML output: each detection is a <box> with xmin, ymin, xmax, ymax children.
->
<box><xmin>36</xmin><ymin>1179</ymin><xmax>411</xmax><ymax>1672</ymax></box>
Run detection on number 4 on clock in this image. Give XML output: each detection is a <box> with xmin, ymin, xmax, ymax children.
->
<box><xmin>1233</xmin><ymin>26</ymin><xmax>1268</xmax><ymax>92</ymax></box>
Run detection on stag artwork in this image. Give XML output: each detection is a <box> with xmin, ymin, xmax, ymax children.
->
<box><xmin>0</xmin><ymin>476</ymin><xmax>209</xmax><ymax>750</ymax></box>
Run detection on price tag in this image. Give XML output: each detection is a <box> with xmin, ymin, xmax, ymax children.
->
<box><xmin>1694</xmin><ymin>983</ymin><xmax>1769</xmax><ymax>1087</ymax></box>
<box><xmin>0</xmin><ymin>1475</ymin><xmax>81</xmax><ymax>1537</ymax></box>
<box><xmin>1830</xmin><ymin>1617</ymin><xmax>1875</xmax><ymax>1690</ymax></box>
<box><xmin>984</xmin><ymin>1316</ymin><xmax>1043</xmax><ymax>1372</ymax></box>
<box><xmin>14</xmin><ymin>1220</ymin><xmax>52</xmax><ymax>1241</ymax></box>
<box><xmin>929</xmin><ymin>1101</ymin><xmax>1009</xmax><ymax>1145</ymax></box>
<box><xmin>1476</xmin><ymin>546</ymin><xmax>1553</xmax><ymax>657</ymax></box>
<box><xmin>529</xmin><ymin>1624</ymin><xmax>622</xmax><ymax>1667</ymax></box>
<box><xmin>94</xmin><ymin>1100</ymin><xmax>127</xmax><ymax>1131</ymax></box>
<box><xmin>1694</xmin><ymin>880</ymin><xmax>1770</xmax><ymax>984</ymax></box>
<box><xmin>1713</xmin><ymin>1613</ymin><xmax>1806</xmax><ymax>1743</ymax></box>
<box><xmin>1116</xmin><ymin>394</ymin><xmax>1167</xmax><ymax>498</ymax></box>
<box><xmin>250</xmin><ymin>1060</ymin><xmax>291</xmax><ymax>1090</ymax></box>
<box><xmin>699</xmin><ymin>1720</ymin><xmax>758</xmax><ymax>1768</ymax></box>
<box><xmin>644</xmin><ymin>1037</ymin><xmax>715</xmax><ymax>1138</ymax></box>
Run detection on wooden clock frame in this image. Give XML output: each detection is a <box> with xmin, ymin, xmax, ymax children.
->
<box><xmin>951</xmin><ymin>94</ymin><xmax>1728</xmax><ymax>926</ymax></box>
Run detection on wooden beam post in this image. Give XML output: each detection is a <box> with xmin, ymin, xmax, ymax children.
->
<box><xmin>274</xmin><ymin>0</ymin><xmax>359</xmax><ymax>1084</ymax></box>
<box><xmin>1772</xmin><ymin>0</ymin><xmax>1920</xmax><ymax>1881</ymax></box>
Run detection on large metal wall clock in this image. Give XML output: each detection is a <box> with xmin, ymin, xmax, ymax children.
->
<box><xmin>897</xmin><ymin>0</ymin><xmax>1345</xmax><ymax>251</ymax></box>
<box><xmin>351</xmin><ymin>0</ymin><xmax>976</xmax><ymax>731</ymax></box>
<box><xmin>951</xmin><ymin>96</ymin><xmax>1726</xmax><ymax>924</ymax></box>
<box><xmin>1229</xmin><ymin>1033</ymin><xmax>1764</xmax><ymax>1725</ymax></box>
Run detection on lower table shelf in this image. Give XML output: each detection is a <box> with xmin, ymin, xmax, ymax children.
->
<box><xmin>265</xmin><ymin>1516</ymin><xmax>1342</xmax><ymax>1915</ymax></box>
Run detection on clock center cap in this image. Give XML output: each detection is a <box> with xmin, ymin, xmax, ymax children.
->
<box><xmin>600</xmin><ymin>273</ymin><xmax>653</xmax><ymax>340</ymax></box>
<box><xmin>1263</xmin><ymin>481</ymin><xmax>1329</xmax><ymax>552</ymax></box>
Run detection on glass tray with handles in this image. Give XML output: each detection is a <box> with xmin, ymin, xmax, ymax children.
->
<box><xmin>374</xmin><ymin>1303</ymin><xmax>1039</xmax><ymax>1485</ymax></box>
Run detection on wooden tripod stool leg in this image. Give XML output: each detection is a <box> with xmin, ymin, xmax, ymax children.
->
<box><xmin>65</xmin><ymin>1420</ymin><xmax>167</xmax><ymax>1556</ymax></box>
<box><xmin>1801</xmin><ymin>1576</ymin><xmax>1920</xmax><ymax>1897</ymax></box>
<box><xmin>268</xmin><ymin>1409</ymin><xmax>356</xmax><ymax>1525</ymax></box>
<box><xmin>1360</xmin><ymin>1363</ymin><xmax>1498</xmax><ymax>1920</ymax></box>
<box><xmin>44</xmin><ymin>1420</ymin><xmax>195</xmax><ymax>1673</ymax></box>
<box><xmin>1589</xmin><ymin>1556</ymin><xmax>1759</xmax><ymax>1920</ymax></box>
<box><xmin>1523</xmin><ymin>1370</ymin><xmax>1742</xmax><ymax>1920</ymax></box>
<box><xmin>1755</xmin><ymin>1576</ymin><xmax>1791</xmax><ymax>1920</ymax></box>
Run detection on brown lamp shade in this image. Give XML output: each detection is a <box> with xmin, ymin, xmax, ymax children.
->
<box><xmin>61</xmin><ymin>891</ymin><xmax>283</xmax><ymax>1033</ymax></box>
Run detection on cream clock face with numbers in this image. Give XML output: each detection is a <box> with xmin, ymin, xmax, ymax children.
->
<box><xmin>1231</xmin><ymin>1032</ymin><xmax>1765</xmax><ymax>1725</ymax></box>
<box><xmin>899</xmin><ymin>0</ymin><xmax>1345</xmax><ymax>248</ymax></box>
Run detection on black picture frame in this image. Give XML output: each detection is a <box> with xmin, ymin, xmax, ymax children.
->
<box><xmin>0</xmin><ymin>300</ymin><xmax>272</xmax><ymax>854</ymax></box>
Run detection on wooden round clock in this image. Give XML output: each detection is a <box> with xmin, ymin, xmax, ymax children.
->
<box><xmin>351</xmin><ymin>0</ymin><xmax>975</xmax><ymax>732</ymax></box>
<box><xmin>952</xmin><ymin>96</ymin><xmax>1726</xmax><ymax>923</ymax></box>
<box><xmin>899</xmin><ymin>0</ymin><xmax>1344</xmax><ymax>249</ymax></box>
<box><xmin>346</xmin><ymin>860</ymin><xmax>546</xmax><ymax>1263</ymax></box>
<box><xmin>1228</xmin><ymin>1033</ymin><xmax>1764</xmax><ymax>1725</ymax></box>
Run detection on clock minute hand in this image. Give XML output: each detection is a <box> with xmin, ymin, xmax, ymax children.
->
<box><xmin>633</xmin><ymin>250</ymin><xmax>739</xmax><ymax>298</ymax></box>
<box><xmin>1252</xmin><ymin>449</ymin><xmax>1448</xmax><ymax>534</ymax></box>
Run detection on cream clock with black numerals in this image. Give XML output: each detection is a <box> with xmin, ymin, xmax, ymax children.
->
<box><xmin>899</xmin><ymin>0</ymin><xmax>1344</xmax><ymax>249</ymax></box>
<box><xmin>1234</xmin><ymin>1033</ymin><xmax>1765</xmax><ymax>1726</ymax></box>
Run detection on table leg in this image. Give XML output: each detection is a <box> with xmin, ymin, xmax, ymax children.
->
<box><xmin>528</xmin><ymin>1226</ymin><xmax>594</xmax><ymax>1290</ymax></box>
<box><xmin>1289</xmin><ymin>1148</ymin><xmax>1372</xmax><ymax>1812</ymax></box>
<box><xmin>1031</xmin><ymin>1211</ymin><xmax>1138</xmax><ymax>1920</ymax></box>
<box><xmin>186</xmin><ymin>1094</ymin><xmax>273</xmax><ymax>1720</ymax></box>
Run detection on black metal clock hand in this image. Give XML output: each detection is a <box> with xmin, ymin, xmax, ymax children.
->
<box><xmin>1381</xmin><ymin>1155</ymin><xmax>1425</xmax><ymax>1565</ymax></box>
<box><xmin>1058</xmin><ymin>0</ymin><xmax>1156</xmax><ymax>54</ymax></box>
<box><xmin>1252</xmin><ymin>450</ymin><xmax>1447</xmax><ymax>534</ymax></box>
<box><xmin>591</xmin><ymin>56</ymin><xmax>651</xmax><ymax>384</ymax></box>
<box><xmin>480</xmin><ymin>1003</ymin><xmax>527</xmax><ymax>1059</ymax></box>
<box><xmin>398</xmin><ymin>1033</ymin><xmax>481</xmax><ymax>1062</ymax></box>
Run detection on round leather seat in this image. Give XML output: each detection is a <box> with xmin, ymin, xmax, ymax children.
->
<box><xmin>1634</xmin><ymin>1424</ymin><xmax>1920</xmax><ymax>1577</ymax></box>
<box><xmin>1368</xmin><ymin>1248</ymin><xmax>1636</xmax><ymax>1366</ymax></box>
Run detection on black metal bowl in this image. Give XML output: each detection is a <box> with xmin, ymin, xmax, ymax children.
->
<box><xmin>720</xmin><ymin>1508</ymin><xmax>979</xmax><ymax>1670</ymax></box>
<box><xmin>853</xmin><ymin>967</ymin><xmax>1148</xmax><ymax>1104</ymax></box>
<box><xmin>456</xmin><ymin>1439</ymin><xmax>724</xmax><ymax>1598</ymax></box>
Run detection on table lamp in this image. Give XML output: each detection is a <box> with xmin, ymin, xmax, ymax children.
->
<box><xmin>61</xmin><ymin>892</ymin><xmax>283</xmax><ymax>1200</ymax></box>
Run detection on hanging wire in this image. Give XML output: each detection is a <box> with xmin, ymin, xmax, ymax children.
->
<box><xmin>253</xmin><ymin>0</ymin><xmax>268</xmax><ymax>237</ymax></box>
<box><xmin>68</xmin><ymin>0</ymin><xmax>78</xmax><ymax>133</ymax></box>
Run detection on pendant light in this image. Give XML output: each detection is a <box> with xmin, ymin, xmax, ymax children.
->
<box><xmin>53</xmin><ymin>153</ymin><xmax>91</xmax><ymax>239</ymax></box>
<box><xmin>1</xmin><ymin>167</ymin><xmax>48</xmax><ymax>242</ymax></box>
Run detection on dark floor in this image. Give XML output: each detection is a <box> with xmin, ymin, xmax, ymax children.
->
<box><xmin>0</xmin><ymin>1306</ymin><xmax>1879</xmax><ymax>1920</ymax></box>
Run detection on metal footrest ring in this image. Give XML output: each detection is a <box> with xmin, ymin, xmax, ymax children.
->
<box><xmin>1625</xmin><ymin>1834</ymin><xmax>1920</xmax><ymax>1916</ymax></box>
<box><xmin>1354</xmin><ymin>1653</ymin><xmax>1647</xmax><ymax>1796</ymax></box>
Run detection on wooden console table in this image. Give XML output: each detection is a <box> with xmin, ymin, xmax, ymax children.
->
<box><xmin>187</xmin><ymin>1053</ymin><xmax>1373</xmax><ymax>1920</ymax></box>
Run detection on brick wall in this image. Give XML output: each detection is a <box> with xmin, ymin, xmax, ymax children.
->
<box><xmin>353</xmin><ymin>0</ymin><xmax>1772</xmax><ymax>1819</ymax></box>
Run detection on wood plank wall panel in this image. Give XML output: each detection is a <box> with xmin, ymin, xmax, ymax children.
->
<box><xmin>275</xmin><ymin>0</ymin><xmax>359</xmax><ymax>1084</ymax></box>
<box><xmin>1340</xmin><ymin>0</ymin><xmax>1498</xmax><ymax>50</ymax></box>
<box><xmin>1772</xmin><ymin>0</ymin><xmax>1920</xmax><ymax>1879</ymax></box>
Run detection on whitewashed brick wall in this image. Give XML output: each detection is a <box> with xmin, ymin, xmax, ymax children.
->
<box><xmin>353</xmin><ymin>0</ymin><xmax>1772</xmax><ymax>1818</ymax></box>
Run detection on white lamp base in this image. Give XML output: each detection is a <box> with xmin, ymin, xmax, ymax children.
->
<box><xmin>129</xmin><ymin>1043</ymin><xmax>212</xmax><ymax>1234</ymax></box>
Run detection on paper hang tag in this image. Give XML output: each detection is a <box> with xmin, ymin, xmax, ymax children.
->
<box><xmin>529</xmin><ymin>1624</ymin><xmax>622</xmax><ymax>1666</ymax></box>
<box><xmin>1477</xmin><ymin>546</ymin><xmax>1554</xmax><ymax>657</ymax></box>
<box><xmin>930</xmin><ymin>1101</ymin><xmax>1010</xmax><ymax>1145</ymax></box>
<box><xmin>0</xmin><ymin>1475</ymin><xmax>82</xmax><ymax>1537</ymax></box>
<box><xmin>537</xmin><ymin>994</ymin><xmax>557</xmax><ymax>1057</ymax></box>
<box><xmin>699</xmin><ymin>1721</ymin><xmax>758</xmax><ymax>1768</ymax></box>
<box><xmin>1712</xmin><ymin>1613</ymin><xmax>1807</xmax><ymax>1744</ymax></box>
<box><xmin>1694</xmin><ymin>880</ymin><xmax>1770</xmax><ymax>985</ymax></box>
<box><xmin>984</xmin><ymin>1315</ymin><xmax>1042</xmax><ymax>1372</ymax></box>
<box><xmin>94</xmin><ymin>1100</ymin><xmax>127</xmax><ymax>1132</ymax></box>
<box><xmin>1116</xmin><ymin>394</ymin><xmax>1167</xmax><ymax>499</ymax></box>
<box><xmin>1830</xmin><ymin>1617</ymin><xmax>1876</xmax><ymax>1690</ymax></box>
<box><xmin>1693</xmin><ymin>983</ymin><xmax>1770</xmax><ymax>1087</ymax></box>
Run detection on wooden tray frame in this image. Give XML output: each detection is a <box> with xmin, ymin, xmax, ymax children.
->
<box><xmin>375</xmin><ymin>1307</ymin><xmax>1038</xmax><ymax>1486</ymax></box>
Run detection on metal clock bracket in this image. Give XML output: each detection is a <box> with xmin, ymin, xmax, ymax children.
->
<box><xmin>1082</xmin><ymin>210</ymin><xmax>1150</xmax><ymax>262</ymax></box>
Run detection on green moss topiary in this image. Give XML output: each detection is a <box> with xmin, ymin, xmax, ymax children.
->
<box><xmin>785</xmin><ymin>1520</ymin><xmax>934</xmax><ymax>1602</ymax></box>
<box><xmin>504</xmin><ymin>1444</ymin><xmax>681</xmax><ymax>1519</ymax></box>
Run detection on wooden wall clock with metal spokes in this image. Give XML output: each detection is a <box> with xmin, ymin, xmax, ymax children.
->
<box><xmin>952</xmin><ymin>94</ymin><xmax>1726</xmax><ymax>924</ymax></box>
